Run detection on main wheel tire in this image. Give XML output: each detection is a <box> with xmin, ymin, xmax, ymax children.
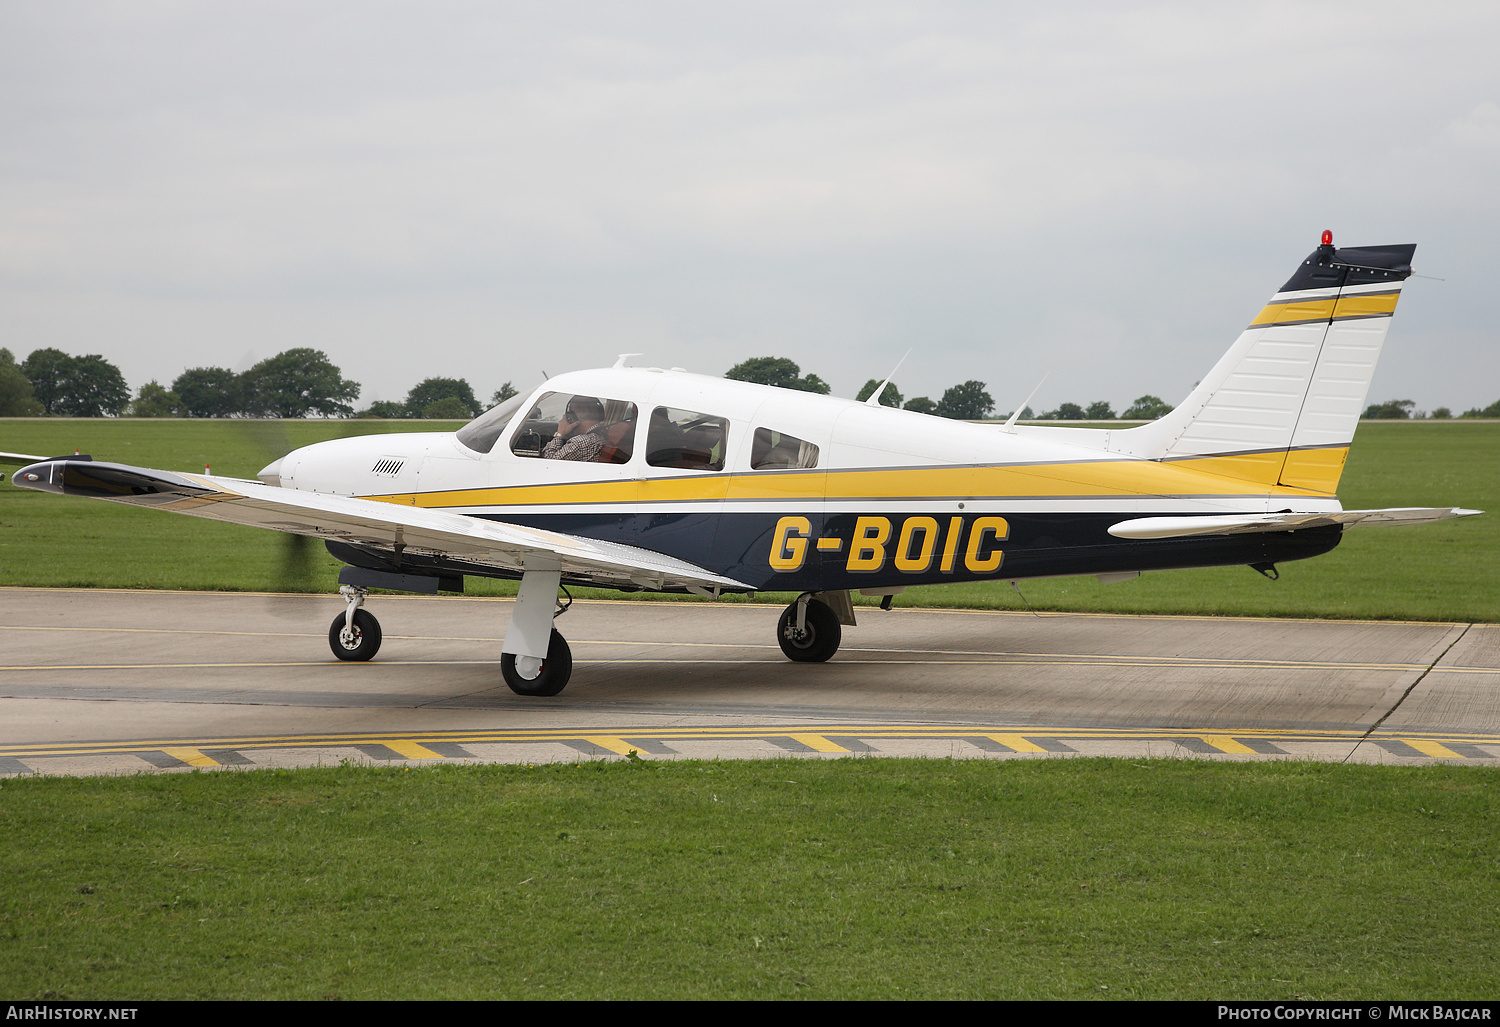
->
<box><xmin>501</xmin><ymin>629</ymin><xmax>573</xmax><ymax>696</ymax></box>
<box><xmin>776</xmin><ymin>599</ymin><xmax>841</xmax><ymax>663</ymax></box>
<box><xmin>329</xmin><ymin>609</ymin><xmax>382</xmax><ymax>662</ymax></box>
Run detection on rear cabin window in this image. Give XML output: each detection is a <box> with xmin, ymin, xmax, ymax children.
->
<box><xmin>509</xmin><ymin>392</ymin><xmax>638</xmax><ymax>464</ymax></box>
<box><xmin>750</xmin><ymin>428</ymin><xmax>819</xmax><ymax>470</ymax></box>
<box><xmin>645</xmin><ymin>406</ymin><xmax>729</xmax><ymax>471</ymax></box>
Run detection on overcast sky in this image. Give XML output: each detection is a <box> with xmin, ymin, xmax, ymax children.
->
<box><xmin>3</xmin><ymin>1</ymin><xmax>1497</xmax><ymax>413</ymax></box>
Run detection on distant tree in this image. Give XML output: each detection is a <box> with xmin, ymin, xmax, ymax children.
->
<box><xmin>405</xmin><ymin>377</ymin><xmax>481</xmax><ymax>419</ymax></box>
<box><xmin>20</xmin><ymin>348</ymin><xmax>75</xmax><ymax>415</ymax></box>
<box><xmin>1038</xmin><ymin>402</ymin><xmax>1086</xmax><ymax>421</ymax></box>
<box><xmin>172</xmin><ymin>367</ymin><xmax>244</xmax><ymax>417</ymax></box>
<box><xmin>491</xmin><ymin>382</ymin><xmax>518</xmax><ymax>406</ymax></box>
<box><xmin>903</xmin><ymin>396</ymin><xmax>937</xmax><ymax>415</ymax></box>
<box><xmin>420</xmin><ymin>396</ymin><xmax>473</xmax><ymax>419</ymax></box>
<box><xmin>1084</xmin><ymin>400</ymin><xmax>1115</xmax><ymax>420</ymax></box>
<box><xmin>1122</xmin><ymin>395</ymin><xmax>1173</xmax><ymax>420</ymax></box>
<box><xmin>935</xmin><ymin>381</ymin><xmax>995</xmax><ymax>420</ymax></box>
<box><xmin>357</xmin><ymin>400</ymin><xmax>409</xmax><ymax>419</ymax></box>
<box><xmin>856</xmin><ymin>379</ymin><xmax>904</xmax><ymax>407</ymax></box>
<box><xmin>0</xmin><ymin>348</ymin><xmax>43</xmax><ymax>416</ymax></box>
<box><xmin>998</xmin><ymin>405</ymin><xmax>1035</xmax><ymax>421</ymax></box>
<box><xmin>1460</xmin><ymin>400</ymin><xmax>1500</xmax><ymax>418</ymax></box>
<box><xmin>128</xmin><ymin>381</ymin><xmax>180</xmax><ymax>417</ymax></box>
<box><xmin>1430</xmin><ymin>407</ymin><xmax>1452</xmax><ymax>419</ymax></box>
<box><xmin>240</xmin><ymin>349</ymin><xmax>359</xmax><ymax>418</ymax></box>
<box><xmin>1363</xmin><ymin>399</ymin><xmax>1415</xmax><ymax>419</ymax></box>
<box><xmin>26</xmin><ymin>351</ymin><xmax>130</xmax><ymax>417</ymax></box>
<box><xmin>725</xmin><ymin>356</ymin><xmax>831</xmax><ymax>394</ymax></box>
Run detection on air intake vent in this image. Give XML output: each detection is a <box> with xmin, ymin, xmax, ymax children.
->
<box><xmin>372</xmin><ymin>458</ymin><xmax>406</xmax><ymax>476</ymax></box>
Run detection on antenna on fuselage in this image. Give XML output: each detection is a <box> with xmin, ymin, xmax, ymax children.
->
<box><xmin>863</xmin><ymin>348</ymin><xmax>912</xmax><ymax>408</ymax></box>
<box><xmin>613</xmin><ymin>353</ymin><xmax>644</xmax><ymax>368</ymax></box>
<box><xmin>1000</xmin><ymin>373</ymin><xmax>1049</xmax><ymax>433</ymax></box>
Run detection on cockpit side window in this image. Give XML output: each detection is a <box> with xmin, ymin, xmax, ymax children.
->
<box><xmin>750</xmin><ymin>428</ymin><xmax>819</xmax><ymax>470</ymax></box>
<box><xmin>645</xmin><ymin>406</ymin><xmax>729</xmax><ymax>471</ymax></box>
<box><xmin>509</xmin><ymin>392</ymin><xmax>638</xmax><ymax>463</ymax></box>
<box><xmin>455</xmin><ymin>392</ymin><xmax>528</xmax><ymax>454</ymax></box>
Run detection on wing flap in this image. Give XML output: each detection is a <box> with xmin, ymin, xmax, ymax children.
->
<box><xmin>11</xmin><ymin>459</ymin><xmax>752</xmax><ymax>591</ymax></box>
<box><xmin>1108</xmin><ymin>507</ymin><xmax>1481</xmax><ymax>540</ymax></box>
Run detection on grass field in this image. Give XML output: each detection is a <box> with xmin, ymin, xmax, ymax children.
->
<box><xmin>1</xmin><ymin>418</ymin><xmax>1493</xmax><ymax>621</ymax></box>
<box><xmin>1</xmin><ymin>757</ymin><xmax>1495</xmax><ymax>1000</ymax></box>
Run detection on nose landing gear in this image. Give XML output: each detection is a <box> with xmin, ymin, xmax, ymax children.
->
<box><xmin>329</xmin><ymin>585</ymin><xmax>382</xmax><ymax>661</ymax></box>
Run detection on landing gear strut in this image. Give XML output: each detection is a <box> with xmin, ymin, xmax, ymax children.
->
<box><xmin>329</xmin><ymin>585</ymin><xmax>382</xmax><ymax>661</ymax></box>
<box><xmin>777</xmin><ymin>593</ymin><xmax>841</xmax><ymax>663</ymax></box>
<box><xmin>500</xmin><ymin>565</ymin><xmax>575</xmax><ymax>696</ymax></box>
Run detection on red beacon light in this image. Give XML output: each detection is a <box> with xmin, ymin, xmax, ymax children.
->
<box><xmin>1321</xmin><ymin>229</ymin><xmax>1333</xmax><ymax>246</ymax></box>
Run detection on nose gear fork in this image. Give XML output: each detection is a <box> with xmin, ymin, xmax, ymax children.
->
<box><xmin>339</xmin><ymin>584</ymin><xmax>368</xmax><ymax>641</ymax></box>
<box><xmin>328</xmin><ymin>584</ymin><xmax>381</xmax><ymax>662</ymax></box>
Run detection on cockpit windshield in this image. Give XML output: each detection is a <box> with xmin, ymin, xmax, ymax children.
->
<box><xmin>455</xmin><ymin>392</ymin><xmax>529</xmax><ymax>454</ymax></box>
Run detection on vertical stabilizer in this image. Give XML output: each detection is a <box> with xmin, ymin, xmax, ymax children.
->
<box><xmin>1111</xmin><ymin>234</ymin><xmax>1415</xmax><ymax>494</ymax></box>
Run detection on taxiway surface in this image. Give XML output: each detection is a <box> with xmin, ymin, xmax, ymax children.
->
<box><xmin>1</xmin><ymin>588</ymin><xmax>1496</xmax><ymax>775</ymax></box>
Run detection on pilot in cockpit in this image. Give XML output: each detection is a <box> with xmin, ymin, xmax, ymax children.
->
<box><xmin>542</xmin><ymin>396</ymin><xmax>606</xmax><ymax>461</ymax></box>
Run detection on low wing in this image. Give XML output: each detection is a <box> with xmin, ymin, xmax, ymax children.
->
<box><xmin>1108</xmin><ymin>507</ymin><xmax>1482</xmax><ymax>540</ymax></box>
<box><xmin>11</xmin><ymin>458</ymin><xmax>752</xmax><ymax>593</ymax></box>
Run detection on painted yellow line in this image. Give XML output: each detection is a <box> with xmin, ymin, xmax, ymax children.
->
<box><xmin>8</xmin><ymin>725</ymin><xmax>1500</xmax><ymax>761</ymax></box>
<box><xmin>786</xmin><ymin>733</ymin><xmax>849</xmax><ymax>753</ymax></box>
<box><xmin>160</xmin><ymin>747</ymin><xmax>220</xmax><ymax>767</ymax></box>
<box><xmin>1399</xmin><ymin>739</ymin><xmax>1463</xmax><ymax>759</ymax></box>
<box><xmin>385</xmin><ymin>740</ymin><xmax>445</xmax><ymax>760</ymax></box>
<box><xmin>1198</xmin><ymin>735</ymin><xmax>1258</xmax><ymax>755</ymax></box>
<box><xmin>578</xmin><ymin>736</ymin><xmax>640</xmax><ymax>756</ymax></box>
<box><xmin>986</xmin><ymin>734</ymin><xmax>1048</xmax><ymax>753</ymax></box>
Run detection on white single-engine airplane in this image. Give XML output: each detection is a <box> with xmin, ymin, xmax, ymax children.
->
<box><xmin>8</xmin><ymin>233</ymin><xmax>1480</xmax><ymax>696</ymax></box>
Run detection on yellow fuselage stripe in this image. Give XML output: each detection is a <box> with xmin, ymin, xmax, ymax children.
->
<box><xmin>364</xmin><ymin>449</ymin><xmax>1346</xmax><ymax>511</ymax></box>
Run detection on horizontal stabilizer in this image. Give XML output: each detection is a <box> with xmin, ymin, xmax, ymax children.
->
<box><xmin>1108</xmin><ymin>507</ymin><xmax>1481</xmax><ymax>540</ymax></box>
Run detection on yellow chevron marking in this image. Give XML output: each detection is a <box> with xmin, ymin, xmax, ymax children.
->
<box><xmin>1249</xmin><ymin>291</ymin><xmax>1398</xmax><ymax>329</ymax></box>
<box><xmin>160</xmin><ymin>747</ymin><xmax>219</xmax><ymax>767</ymax></box>
<box><xmin>1280</xmin><ymin>446</ymin><xmax>1350</xmax><ymax>493</ymax></box>
<box><xmin>385</xmin><ymin>740</ymin><xmax>444</xmax><ymax>760</ymax></box>
<box><xmin>579</xmin><ymin>736</ymin><xmax>640</xmax><ymax>755</ymax></box>
<box><xmin>1333</xmin><ymin>291</ymin><xmax>1401</xmax><ymax>320</ymax></box>
<box><xmin>786</xmin><ymin>733</ymin><xmax>849</xmax><ymax>753</ymax></box>
<box><xmin>1199</xmin><ymin>735</ymin><xmax>1258</xmax><ymax>755</ymax></box>
<box><xmin>1399</xmin><ymin>738</ymin><xmax>1462</xmax><ymax>759</ymax></box>
<box><xmin>1250</xmin><ymin>297</ymin><xmax>1336</xmax><ymax>326</ymax></box>
<box><xmin>985</xmin><ymin>734</ymin><xmax>1047</xmax><ymax>753</ymax></box>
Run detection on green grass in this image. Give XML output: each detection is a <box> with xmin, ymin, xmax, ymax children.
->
<box><xmin>1</xmin><ymin>757</ymin><xmax>1495</xmax><ymax>1000</ymax></box>
<box><xmin>0</xmin><ymin>419</ymin><xmax>1493</xmax><ymax>620</ymax></box>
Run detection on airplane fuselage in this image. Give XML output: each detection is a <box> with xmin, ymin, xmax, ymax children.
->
<box><xmin>271</xmin><ymin>367</ymin><xmax>1345</xmax><ymax>595</ymax></box>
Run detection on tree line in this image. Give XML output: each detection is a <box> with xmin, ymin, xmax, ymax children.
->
<box><xmin>0</xmin><ymin>347</ymin><xmax>516</xmax><ymax>420</ymax></box>
<box><xmin>1</xmin><ymin>346</ymin><xmax>1495</xmax><ymax>422</ymax></box>
<box><xmin>724</xmin><ymin>356</ymin><xmax>1176</xmax><ymax>420</ymax></box>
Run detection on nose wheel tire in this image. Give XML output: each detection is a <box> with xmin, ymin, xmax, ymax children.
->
<box><xmin>777</xmin><ymin>599</ymin><xmax>841</xmax><ymax>663</ymax></box>
<box><xmin>501</xmin><ymin>629</ymin><xmax>573</xmax><ymax>696</ymax></box>
<box><xmin>329</xmin><ymin>609</ymin><xmax>382</xmax><ymax>661</ymax></box>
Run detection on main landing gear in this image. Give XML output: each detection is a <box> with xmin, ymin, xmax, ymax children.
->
<box><xmin>327</xmin><ymin>576</ymin><xmax>577</xmax><ymax>696</ymax></box>
<box><xmin>777</xmin><ymin>593</ymin><xmax>842</xmax><ymax>663</ymax></box>
<box><xmin>499</xmin><ymin>564</ymin><xmax>574</xmax><ymax>697</ymax></box>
